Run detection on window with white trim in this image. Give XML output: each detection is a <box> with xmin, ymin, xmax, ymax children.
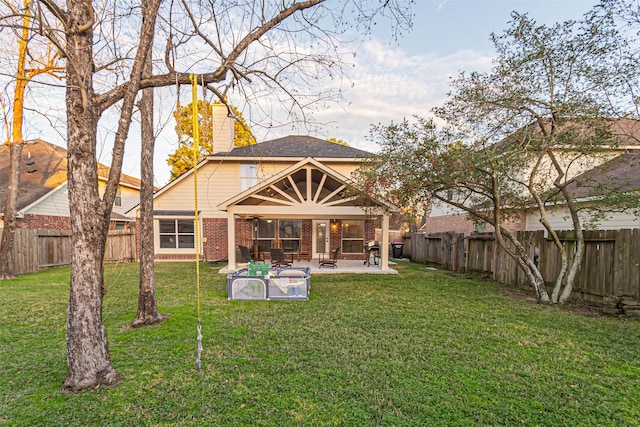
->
<box><xmin>474</xmin><ymin>222</ymin><xmax>487</xmax><ymax>233</ymax></box>
<box><xmin>114</xmin><ymin>187</ymin><xmax>122</xmax><ymax>207</ymax></box>
<box><xmin>240</xmin><ymin>164</ymin><xmax>258</xmax><ymax>191</ymax></box>
<box><xmin>159</xmin><ymin>219</ymin><xmax>195</xmax><ymax>249</ymax></box>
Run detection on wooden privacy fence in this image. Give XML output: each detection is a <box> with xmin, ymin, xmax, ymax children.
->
<box><xmin>404</xmin><ymin>229</ymin><xmax>640</xmax><ymax>305</ymax></box>
<box><xmin>404</xmin><ymin>232</ymin><xmax>466</xmax><ymax>272</ymax></box>
<box><xmin>9</xmin><ymin>228</ymin><xmax>136</xmax><ymax>275</ymax></box>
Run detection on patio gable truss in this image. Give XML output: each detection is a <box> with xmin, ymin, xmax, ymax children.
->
<box><xmin>221</xmin><ymin>158</ymin><xmax>394</xmax><ymax>271</ymax></box>
<box><xmin>219</xmin><ymin>158</ymin><xmax>392</xmax><ymax>216</ymax></box>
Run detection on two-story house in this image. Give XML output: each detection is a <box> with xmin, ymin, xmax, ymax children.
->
<box><xmin>136</xmin><ymin>105</ymin><xmax>397</xmax><ymax>272</ymax></box>
<box><xmin>423</xmin><ymin>118</ymin><xmax>640</xmax><ymax>235</ymax></box>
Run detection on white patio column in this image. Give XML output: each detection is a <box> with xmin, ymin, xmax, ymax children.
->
<box><xmin>380</xmin><ymin>212</ymin><xmax>390</xmax><ymax>270</ymax></box>
<box><xmin>227</xmin><ymin>209</ymin><xmax>237</xmax><ymax>271</ymax></box>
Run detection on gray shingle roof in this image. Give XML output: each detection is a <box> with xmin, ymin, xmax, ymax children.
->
<box><xmin>564</xmin><ymin>150</ymin><xmax>640</xmax><ymax>199</ymax></box>
<box><xmin>214</xmin><ymin>135</ymin><xmax>372</xmax><ymax>158</ymax></box>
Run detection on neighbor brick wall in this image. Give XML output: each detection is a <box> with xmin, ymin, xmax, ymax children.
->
<box><xmin>15</xmin><ymin>214</ymin><xmax>71</xmax><ymax>230</ymax></box>
<box><xmin>424</xmin><ymin>214</ymin><xmax>475</xmax><ymax>235</ymax></box>
<box><xmin>424</xmin><ymin>212</ymin><xmax>527</xmax><ymax>236</ymax></box>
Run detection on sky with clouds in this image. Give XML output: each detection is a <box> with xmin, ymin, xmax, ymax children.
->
<box><xmin>9</xmin><ymin>0</ymin><xmax>599</xmax><ymax>186</ymax></box>
<box><xmin>307</xmin><ymin>0</ymin><xmax>599</xmax><ymax>153</ymax></box>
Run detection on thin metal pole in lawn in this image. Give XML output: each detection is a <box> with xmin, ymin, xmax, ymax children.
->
<box><xmin>190</xmin><ymin>73</ymin><xmax>203</xmax><ymax>370</ymax></box>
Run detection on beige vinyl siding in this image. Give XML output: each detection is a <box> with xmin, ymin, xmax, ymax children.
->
<box><xmin>526</xmin><ymin>207</ymin><xmax>640</xmax><ymax>231</ymax></box>
<box><xmin>429</xmin><ymin>197</ymin><xmax>467</xmax><ymax>217</ymax></box>
<box><xmin>154</xmin><ymin>162</ymin><xmax>240</xmax><ymax>218</ymax></box>
<box><xmin>256</xmin><ymin>162</ymin><xmax>290</xmax><ymax>180</ymax></box>
<box><xmin>253</xmin><ymin>161</ymin><xmax>359</xmax><ymax>182</ymax></box>
<box><xmin>323</xmin><ymin>163</ymin><xmax>359</xmax><ymax>178</ymax></box>
<box><xmin>113</xmin><ymin>186</ymin><xmax>140</xmax><ymax>217</ymax></box>
<box><xmin>22</xmin><ymin>184</ymin><xmax>71</xmax><ymax>217</ymax></box>
<box><xmin>153</xmin><ymin>159</ymin><xmax>363</xmax><ymax>219</ymax></box>
<box><xmin>518</xmin><ymin>151</ymin><xmax>620</xmax><ymax>193</ymax></box>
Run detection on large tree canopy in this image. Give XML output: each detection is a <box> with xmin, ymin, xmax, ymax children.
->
<box><xmin>356</xmin><ymin>10</ymin><xmax>640</xmax><ymax>304</ymax></box>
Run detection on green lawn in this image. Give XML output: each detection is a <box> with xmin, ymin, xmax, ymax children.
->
<box><xmin>1</xmin><ymin>261</ymin><xmax>639</xmax><ymax>426</ymax></box>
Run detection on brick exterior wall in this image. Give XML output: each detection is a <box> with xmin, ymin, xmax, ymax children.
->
<box><xmin>424</xmin><ymin>213</ymin><xmax>526</xmax><ymax>236</ymax></box>
<box><xmin>424</xmin><ymin>214</ymin><xmax>475</xmax><ymax>235</ymax></box>
<box><xmin>364</xmin><ymin>219</ymin><xmax>376</xmax><ymax>242</ymax></box>
<box><xmin>14</xmin><ymin>214</ymin><xmax>71</xmax><ymax>230</ymax></box>
<box><xmin>329</xmin><ymin>220</ymin><xmax>341</xmax><ymax>257</ymax></box>
<box><xmin>202</xmin><ymin>218</ymin><xmax>235</xmax><ymax>262</ymax></box>
<box><xmin>142</xmin><ymin>216</ymin><xmax>375</xmax><ymax>262</ymax></box>
<box><xmin>301</xmin><ymin>220</ymin><xmax>312</xmax><ymax>254</ymax></box>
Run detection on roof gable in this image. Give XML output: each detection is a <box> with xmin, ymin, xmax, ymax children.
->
<box><xmin>0</xmin><ymin>139</ymin><xmax>68</xmax><ymax>212</ymax></box>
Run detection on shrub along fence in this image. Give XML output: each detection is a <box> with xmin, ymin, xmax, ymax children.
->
<box><xmin>9</xmin><ymin>228</ymin><xmax>136</xmax><ymax>275</ymax></box>
<box><xmin>403</xmin><ymin>229</ymin><xmax>640</xmax><ymax>316</ymax></box>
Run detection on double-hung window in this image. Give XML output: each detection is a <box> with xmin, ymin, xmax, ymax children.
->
<box><xmin>159</xmin><ymin>219</ymin><xmax>195</xmax><ymax>249</ymax></box>
<box><xmin>240</xmin><ymin>164</ymin><xmax>258</xmax><ymax>191</ymax></box>
<box><xmin>114</xmin><ymin>187</ymin><xmax>122</xmax><ymax>207</ymax></box>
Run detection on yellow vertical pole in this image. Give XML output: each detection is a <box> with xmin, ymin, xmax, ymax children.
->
<box><xmin>191</xmin><ymin>74</ymin><xmax>202</xmax><ymax>370</ymax></box>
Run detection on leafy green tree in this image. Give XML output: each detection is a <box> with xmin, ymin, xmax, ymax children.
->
<box><xmin>328</xmin><ymin>137</ymin><xmax>349</xmax><ymax>146</ymax></box>
<box><xmin>357</xmin><ymin>11</ymin><xmax>640</xmax><ymax>304</ymax></box>
<box><xmin>168</xmin><ymin>101</ymin><xmax>256</xmax><ymax>180</ymax></box>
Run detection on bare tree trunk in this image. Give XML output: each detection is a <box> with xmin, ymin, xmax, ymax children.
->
<box><xmin>498</xmin><ymin>227</ymin><xmax>550</xmax><ymax>304</ymax></box>
<box><xmin>60</xmin><ymin>0</ymin><xmax>161</xmax><ymax>390</ymax></box>
<box><xmin>62</xmin><ymin>1</ymin><xmax>118</xmax><ymax>391</ymax></box>
<box><xmin>63</xmin><ymin>95</ymin><xmax>119</xmax><ymax>390</ymax></box>
<box><xmin>0</xmin><ymin>143</ymin><xmax>22</xmax><ymax>279</ymax></box>
<box><xmin>132</xmin><ymin>4</ymin><xmax>167</xmax><ymax>327</ymax></box>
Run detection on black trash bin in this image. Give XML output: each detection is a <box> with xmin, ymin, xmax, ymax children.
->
<box><xmin>391</xmin><ymin>242</ymin><xmax>404</xmax><ymax>259</ymax></box>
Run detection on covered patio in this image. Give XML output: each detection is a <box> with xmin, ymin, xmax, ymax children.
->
<box><xmin>219</xmin><ymin>158</ymin><xmax>398</xmax><ymax>273</ymax></box>
<box><xmin>222</xmin><ymin>258</ymin><xmax>399</xmax><ymax>275</ymax></box>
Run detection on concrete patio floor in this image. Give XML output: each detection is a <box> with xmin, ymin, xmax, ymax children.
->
<box><xmin>220</xmin><ymin>258</ymin><xmax>399</xmax><ymax>275</ymax></box>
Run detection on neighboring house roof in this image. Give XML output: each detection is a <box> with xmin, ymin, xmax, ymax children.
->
<box><xmin>493</xmin><ymin>118</ymin><xmax>640</xmax><ymax>153</ymax></box>
<box><xmin>0</xmin><ymin>139</ymin><xmax>141</xmax><ymax>214</ymax></box>
<box><xmin>562</xmin><ymin>150</ymin><xmax>640</xmax><ymax>200</ymax></box>
<box><xmin>212</xmin><ymin>135</ymin><xmax>372</xmax><ymax>159</ymax></box>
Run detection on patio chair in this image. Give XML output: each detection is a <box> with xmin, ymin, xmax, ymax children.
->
<box><xmin>269</xmin><ymin>247</ymin><xmax>292</xmax><ymax>267</ymax></box>
<box><xmin>239</xmin><ymin>245</ymin><xmax>263</xmax><ymax>263</ymax></box>
<box><xmin>319</xmin><ymin>247</ymin><xmax>339</xmax><ymax>269</ymax></box>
